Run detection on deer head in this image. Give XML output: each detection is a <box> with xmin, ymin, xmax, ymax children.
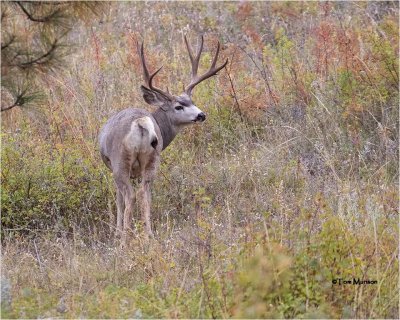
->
<box><xmin>138</xmin><ymin>36</ymin><xmax>228</xmax><ymax>126</ymax></box>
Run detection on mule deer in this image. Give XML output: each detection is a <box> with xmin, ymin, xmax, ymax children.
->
<box><xmin>99</xmin><ymin>36</ymin><xmax>227</xmax><ymax>242</ymax></box>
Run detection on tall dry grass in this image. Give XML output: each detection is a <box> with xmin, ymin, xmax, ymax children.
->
<box><xmin>2</xmin><ymin>2</ymin><xmax>398</xmax><ymax>318</ymax></box>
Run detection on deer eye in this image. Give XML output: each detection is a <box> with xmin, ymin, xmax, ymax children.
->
<box><xmin>175</xmin><ymin>105</ymin><xmax>184</xmax><ymax>111</ymax></box>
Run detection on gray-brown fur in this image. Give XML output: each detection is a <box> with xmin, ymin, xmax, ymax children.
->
<box><xmin>99</xmin><ymin>36</ymin><xmax>227</xmax><ymax>243</ymax></box>
<box><xmin>99</xmin><ymin>109</ymin><xmax>163</xmax><ymax>172</ymax></box>
<box><xmin>152</xmin><ymin>108</ymin><xmax>178</xmax><ymax>150</ymax></box>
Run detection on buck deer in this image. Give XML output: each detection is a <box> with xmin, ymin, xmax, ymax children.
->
<box><xmin>99</xmin><ymin>36</ymin><xmax>227</xmax><ymax>242</ymax></box>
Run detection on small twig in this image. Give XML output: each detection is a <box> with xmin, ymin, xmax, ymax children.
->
<box><xmin>175</xmin><ymin>267</ymin><xmax>188</xmax><ymax>305</ymax></box>
<box><xmin>310</xmin><ymin>91</ymin><xmax>332</xmax><ymax>115</ymax></box>
<box><xmin>226</xmin><ymin>58</ymin><xmax>245</xmax><ymax>122</ymax></box>
<box><xmin>33</xmin><ymin>239</ymin><xmax>45</xmax><ymax>273</ymax></box>
<box><xmin>238</xmin><ymin>44</ymin><xmax>279</xmax><ymax>107</ymax></box>
<box><xmin>33</xmin><ymin>239</ymin><xmax>52</xmax><ymax>289</ymax></box>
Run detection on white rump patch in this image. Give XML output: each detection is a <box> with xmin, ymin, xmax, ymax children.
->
<box><xmin>124</xmin><ymin>116</ymin><xmax>157</xmax><ymax>153</ymax></box>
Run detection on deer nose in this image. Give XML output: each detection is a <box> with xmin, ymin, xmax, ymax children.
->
<box><xmin>197</xmin><ymin>112</ymin><xmax>206</xmax><ymax>122</ymax></box>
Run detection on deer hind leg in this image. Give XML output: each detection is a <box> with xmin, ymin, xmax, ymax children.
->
<box><xmin>139</xmin><ymin>177</ymin><xmax>153</xmax><ymax>238</ymax></box>
<box><xmin>114</xmin><ymin>173</ymin><xmax>135</xmax><ymax>245</ymax></box>
<box><xmin>138</xmin><ymin>166</ymin><xmax>156</xmax><ymax>238</ymax></box>
<box><xmin>115</xmin><ymin>187</ymin><xmax>124</xmax><ymax>238</ymax></box>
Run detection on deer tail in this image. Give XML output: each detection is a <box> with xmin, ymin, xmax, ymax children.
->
<box><xmin>135</xmin><ymin>116</ymin><xmax>158</xmax><ymax>149</ymax></box>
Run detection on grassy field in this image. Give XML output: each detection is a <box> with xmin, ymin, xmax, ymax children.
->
<box><xmin>1</xmin><ymin>2</ymin><xmax>399</xmax><ymax>318</ymax></box>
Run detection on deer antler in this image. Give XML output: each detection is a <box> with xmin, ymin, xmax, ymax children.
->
<box><xmin>184</xmin><ymin>35</ymin><xmax>228</xmax><ymax>96</ymax></box>
<box><xmin>137</xmin><ymin>42</ymin><xmax>173</xmax><ymax>100</ymax></box>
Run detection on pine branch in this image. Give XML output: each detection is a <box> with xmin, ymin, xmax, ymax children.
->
<box><xmin>1</xmin><ymin>102</ymin><xmax>19</xmax><ymax>112</ymax></box>
<box><xmin>1</xmin><ymin>2</ymin><xmax>105</xmax><ymax>113</ymax></box>
<box><xmin>15</xmin><ymin>1</ymin><xmax>61</xmax><ymax>23</ymax></box>
<box><xmin>19</xmin><ymin>39</ymin><xmax>59</xmax><ymax>68</ymax></box>
<box><xmin>1</xmin><ymin>35</ymin><xmax>16</xmax><ymax>50</ymax></box>
<box><xmin>5</xmin><ymin>39</ymin><xmax>60</xmax><ymax>69</ymax></box>
<box><xmin>1</xmin><ymin>86</ymin><xmax>44</xmax><ymax>112</ymax></box>
<box><xmin>1</xmin><ymin>90</ymin><xmax>26</xmax><ymax>112</ymax></box>
<box><xmin>1</xmin><ymin>8</ymin><xmax>7</xmax><ymax>22</ymax></box>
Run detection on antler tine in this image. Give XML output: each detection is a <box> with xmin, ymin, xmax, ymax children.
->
<box><xmin>137</xmin><ymin>41</ymin><xmax>149</xmax><ymax>85</ymax></box>
<box><xmin>184</xmin><ymin>35</ymin><xmax>194</xmax><ymax>64</ymax></box>
<box><xmin>210</xmin><ymin>41</ymin><xmax>220</xmax><ymax>69</ymax></box>
<box><xmin>195</xmin><ymin>36</ymin><xmax>204</xmax><ymax>62</ymax></box>
<box><xmin>184</xmin><ymin>35</ymin><xmax>203</xmax><ymax>78</ymax></box>
<box><xmin>148</xmin><ymin>65</ymin><xmax>163</xmax><ymax>88</ymax></box>
<box><xmin>137</xmin><ymin>41</ymin><xmax>173</xmax><ymax>100</ymax></box>
<box><xmin>185</xmin><ymin>38</ymin><xmax>228</xmax><ymax>96</ymax></box>
<box><xmin>193</xmin><ymin>36</ymin><xmax>203</xmax><ymax>77</ymax></box>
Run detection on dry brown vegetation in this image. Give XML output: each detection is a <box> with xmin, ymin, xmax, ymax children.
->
<box><xmin>1</xmin><ymin>2</ymin><xmax>399</xmax><ymax>318</ymax></box>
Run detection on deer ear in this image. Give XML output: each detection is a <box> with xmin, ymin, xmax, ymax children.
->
<box><xmin>141</xmin><ymin>86</ymin><xmax>169</xmax><ymax>107</ymax></box>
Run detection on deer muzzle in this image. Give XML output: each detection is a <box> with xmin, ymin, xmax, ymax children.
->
<box><xmin>196</xmin><ymin>112</ymin><xmax>206</xmax><ymax>122</ymax></box>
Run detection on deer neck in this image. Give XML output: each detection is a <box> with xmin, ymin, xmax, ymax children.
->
<box><xmin>152</xmin><ymin>108</ymin><xmax>179</xmax><ymax>150</ymax></box>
